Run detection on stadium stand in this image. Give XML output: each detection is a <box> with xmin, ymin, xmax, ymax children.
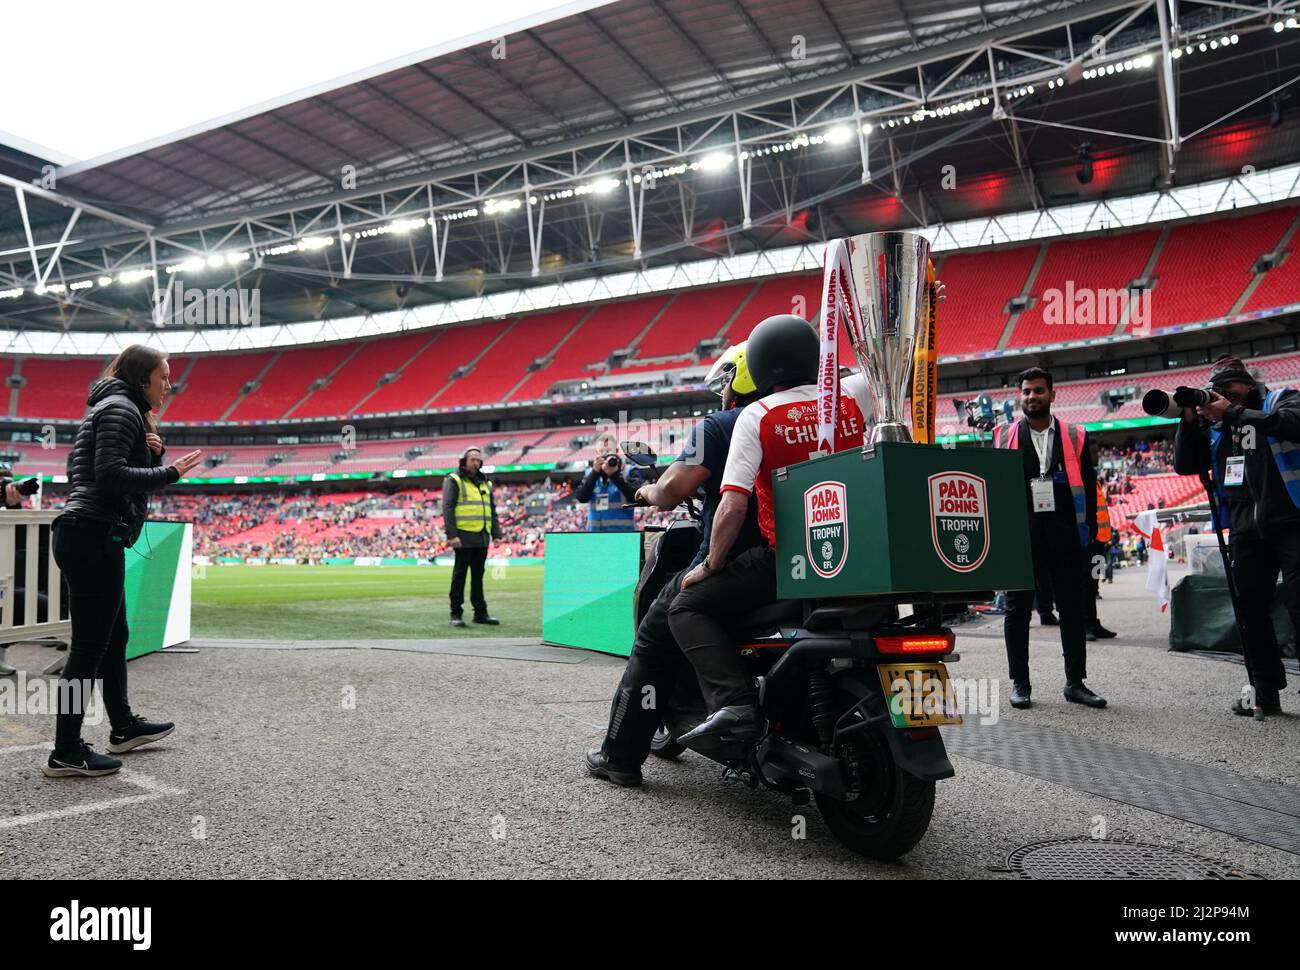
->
<box><xmin>1008</xmin><ymin>230</ymin><xmax>1160</xmax><ymax>346</ymax></box>
<box><xmin>509</xmin><ymin>296</ymin><xmax>665</xmax><ymax>399</ymax></box>
<box><xmin>15</xmin><ymin>356</ymin><xmax>104</xmax><ymax>420</ymax></box>
<box><xmin>618</xmin><ymin>284</ymin><xmax>749</xmax><ymax>365</ymax></box>
<box><xmin>1243</xmin><ymin>241</ymin><xmax>1300</xmax><ymax>312</ymax></box>
<box><xmin>225</xmin><ymin>344</ymin><xmax>355</xmax><ymax>422</ymax></box>
<box><xmin>1148</xmin><ymin>206</ymin><xmax>1298</xmax><ymax>330</ymax></box>
<box><xmin>13</xmin><ymin>205</ymin><xmax>1300</xmax><ymax>424</ymax></box>
<box><xmin>163</xmin><ymin>350</ymin><xmax>275</xmax><ymax>422</ymax></box>
<box><xmin>289</xmin><ymin>331</ymin><xmax>431</xmax><ymax>419</ymax></box>
<box><xmin>427</xmin><ymin>315</ymin><xmax>552</xmax><ymax>407</ymax></box>
<box><xmin>933</xmin><ymin>244</ymin><xmax>1039</xmax><ymax>356</ymax></box>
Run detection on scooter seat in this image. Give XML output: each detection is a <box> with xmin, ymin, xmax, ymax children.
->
<box><xmin>743</xmin><ymin>600</ymin><xmax>802</xmax><ymax>630</ymax></box>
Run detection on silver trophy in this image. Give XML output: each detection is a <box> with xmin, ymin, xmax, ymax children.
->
<box><xmin>844</xmin><ymin>230</ymin><xmax>931</xmax><ymax>444</ymax></box>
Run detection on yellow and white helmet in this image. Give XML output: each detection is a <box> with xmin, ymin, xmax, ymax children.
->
<box><xmin>704</xmin><ymin>341</ymin><xmax>757</xmax><ymax>398</ymax></box>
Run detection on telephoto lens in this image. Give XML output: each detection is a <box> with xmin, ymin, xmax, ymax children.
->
<box><xmin>1141</xmin><ymin>389</ymin><xmax>1182</xmax><ymax>418</ymax></box>
<box><xmin>1172</xmin><ymin>386</ymin><xmax>1212</xmax><ymax>408</ymax></box>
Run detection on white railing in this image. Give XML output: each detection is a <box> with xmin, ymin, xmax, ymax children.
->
<box><xmin>0</xmin><ymin>510</ymin><xmax>70</xmax><ymax>644</ymax></box>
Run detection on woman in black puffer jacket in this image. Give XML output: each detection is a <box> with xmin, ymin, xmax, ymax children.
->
<box><xmin>45</xmin><ymin>345</ymin><xmax>203</xmax><ymax>778</ymax></box>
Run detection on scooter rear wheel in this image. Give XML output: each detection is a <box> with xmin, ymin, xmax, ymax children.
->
<box><xmin>814</xmin><ymin>723</ymin><xmax>935</xmax><ymax>860</ymax></box>
<box><xmin>650</xmin><ymin>725</ymin><xmax>686</xmax><ymax>760</ymax></box>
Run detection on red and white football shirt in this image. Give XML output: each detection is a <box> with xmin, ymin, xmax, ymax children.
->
<box><xmin>721</xmin><ymin>372</ymin><xmax>871</xmax><ymax>546</ymax></box>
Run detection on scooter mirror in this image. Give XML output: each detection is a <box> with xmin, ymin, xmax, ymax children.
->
<box><xmin>620</xmin><ymin>441</ymin><xmax>658</xmax><ymax>467</ymax></box>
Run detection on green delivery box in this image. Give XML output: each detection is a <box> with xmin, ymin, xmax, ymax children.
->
<box><xmin>773</xmin><ymin>442</ymin><xmax>1034</xmax><ymax>598</ymax></box>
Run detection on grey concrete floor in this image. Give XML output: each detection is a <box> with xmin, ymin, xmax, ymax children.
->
<box><xmin>1</xmin><ymin>563</ymin><xmax>1297</xmax><ymax>879</ymax></box>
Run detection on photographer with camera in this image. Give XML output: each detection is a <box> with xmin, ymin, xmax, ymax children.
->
<box><xmin>0</xmin><ymin>468</ymin><xmax>43</xmax><ymax>676</ymax></box>
<box><xmin>575</xmin><ymin>446</ymin><xmax>639</xmax><ymax>532</ymax></box>
<box><xmin>45</xmin><ymin>345</ymin><xmax>203</xmax><ymax>778</ymax></box>
<box><xmin>1173</xmin><ymin>355</ymin><xmax>1300</xmax><ymax>719</ymax></box>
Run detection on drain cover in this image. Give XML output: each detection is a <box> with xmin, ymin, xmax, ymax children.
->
<box><xmin>1006</xmin><ymin>839</ymin><xmax>1265</xmax><ymax>880</ymax></box>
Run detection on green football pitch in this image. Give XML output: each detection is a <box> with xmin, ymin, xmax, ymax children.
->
<box><xmin>191</xmin><ymin>564</ymin><xmax>545</xmax><ymax>640</ymax></box>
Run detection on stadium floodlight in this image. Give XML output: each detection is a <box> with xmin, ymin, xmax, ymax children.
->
<box><xmin>860</xmin><ymin>122</ymin><xmax>874</xmax><ymax>135</ymax></box>
<box><xmin>69</xmin><ymin>280</ymin><xmax>94</xmax><ymax>291</ymax></box>
<box><xmin>165</xmin><ymin>258</ymin><xmax>203</xmax><ymax>275</ymax></box>
<box><xmin>484</xmin><ymin>198</ymin><xmax>522</xmax><ymax>215</ymax></box>
<box><xmin>0</xmin><ymin>288</ymin><xmax>22</xmax><ymax>300</ymax></box>
<box><xmin>119</xmin><ymin>268</ymin><xmax>153</xmax><ymax>283</ymax></box>
<box><xmin>588</xmin><ymin>177</ymin><xmax>620</xmax><ymax>194</ymax></box>
<box><xmin>388</xmin><ymin>217</ymin><xmax>426</xmax><ymax>233</ymax></box>
<box><xmin>1171</xmin><ymin>48</ymin><xmax>1182</xmax><ymax>59</ymax></box>
<box><xmin>825</xmin><ymin>125</ymin><xmax>853</xmax><ymax>145</ymax></box>
<box><xmin>698</xmin><ymin>152</ymin><xmax>731</xmax><ymax>172</ymax></box>
<box><xmin>298</xmin><ymin>236</ymin><xmax>334</xmax><ymax>250</ymax></box>
<box><xmin>97</xmin><ymin>276</ymin><xmax>113</xmax><ymax>287</ymax></box>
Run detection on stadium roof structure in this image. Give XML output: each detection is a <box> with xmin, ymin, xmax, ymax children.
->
<box><xmin>2</xmin><ymin>0</ymin><xmax>1299</xmax><ymax>339</ymax></box>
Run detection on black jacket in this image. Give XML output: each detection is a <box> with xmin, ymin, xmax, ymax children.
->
<box><xmin>1173</xmin><ymin>386</ymin><xmax>1300</xmax><ymax>536</ymax></box>
<box><xmin>1006</xmin><ymin>416</ymin><xmax>1098</xmax><ymax>549</ymax></box>
<box><xmin>61</xmin><ymin>377</ymin><xmax>179</xmax><ymax>545</ymax></box>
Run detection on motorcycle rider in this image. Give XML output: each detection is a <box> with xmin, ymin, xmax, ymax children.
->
<box><xmin>585</xmin><ymin>343</ymin><xmax>764</xmax><ymax>786</ymax></box>
<box><xmin>668</xmin><ymin>314</ymin><xmax>872</xmax><ymax>743</ymax></box>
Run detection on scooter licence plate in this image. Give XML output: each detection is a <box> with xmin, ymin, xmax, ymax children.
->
<box><xmin>877</xmin><ymin>663</ymin><xmax>963</xmax><ymax>729</ymax></box>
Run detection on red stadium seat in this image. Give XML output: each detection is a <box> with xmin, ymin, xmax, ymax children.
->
<box><xmin>934</xmin><ymin>245</ymin><xmax>1039</xmax><ymax>356</ymax></box>
<box><xmin>510</xmin><ymin>296</ymin><xmax>666</xmax><ymax>400</ymax></box>
<box><xmin>1149</xmin><ymin>207</ymin><xmax>1297</xmax><ymax>330</ymax></box>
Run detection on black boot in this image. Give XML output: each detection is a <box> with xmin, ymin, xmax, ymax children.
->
<box><xmin>585</xmin><ymin>748</ymin><xmax>642</xmax><ymax>787</ymax></box>
<box><xmin>1009</xmin><ymin>682</ymin><xmax>1033</xmax><ymax>709</ymax></box>
<box><xmin>473</xmin><ymin>614</ymin><xmax>500</xmax><ymax>626</ymax></box>
<box><xmin>677</xmin><ymin>705</ymin><xmax>759</xmax><ymax>744</ymax></box>
<box><xmin>1064</xmin><ymin>682</ymin><xmax>1107</xmax><ymax>708</ymax></box>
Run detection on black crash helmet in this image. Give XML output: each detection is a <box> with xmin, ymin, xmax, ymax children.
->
<box><xmin>744</xmin><ymin>314</ymin><xmax>819</xmax><ymax>396</ymax></box>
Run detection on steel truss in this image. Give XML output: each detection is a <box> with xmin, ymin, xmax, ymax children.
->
<box><xmin>0</xmin><ymin>0</ymin><xmax>1295</xmax><ymax>332</ymax></box>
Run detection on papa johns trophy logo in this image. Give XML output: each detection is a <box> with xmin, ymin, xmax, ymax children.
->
<box><xmin>804</xmin><ymin>481</ymin><xmax>848</xmax><ymax>578</ymax></box>
<box><xmin>928</xmin><ymin>472</ymin><xmax>989</xmax><ymax>572</ymax></box>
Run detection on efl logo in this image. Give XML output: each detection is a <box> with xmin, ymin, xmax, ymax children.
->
<box><xmin>804</xmin><ymin>480</ymin><xmax>848</xmax><ymax>578</ymax></box>
<box><xmin>50</xmin><ymin>900</ymin><xmax>152</xmax><ymax>950</ymax></box>
<box><xmin>928</xmin><ymin>472</ymin><xmax>989</xmax><ymax>572</ymax></box>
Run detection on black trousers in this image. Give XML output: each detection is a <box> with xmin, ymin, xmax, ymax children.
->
<box><xmin>51</xmin><ymin>518</ymin><xmax>133</xmax><ymax>752</ymax></box>
<box><xmin>601</xmin><ymin>569</ymin><xmax>686</xmax><ymax>767</ymax></box>
<box><xmin>449</xmin><ymin>545</ymin><xmax>489</xmax><ymax>618</ymax></box>
<box><xmin>667</xmin><ymin>545</ymin><xmax>776</xmax><ymax>711</ymax></box>
<box><xmin>1004</xmin><ymin>531</ymin><xmax>1089</xmax><ymax>687</ymax></box>
<box><xmin>1229</xmin><ymin>526</ymin><xmax>1300</xmax><ymax>695</ymax></box>
<box><xmin>1083</xmin><ymin>540</ymin><xmax>1104</xmax><ymax>625</ymax></box>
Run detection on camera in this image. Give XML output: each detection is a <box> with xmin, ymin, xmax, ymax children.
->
<box><xmin>0</xmin><ymin>476</ymin><xmax>40</xmax><ymax>497</ymax></box>
<box><xmin>603</xmin><ymin>454</ymin><xmax>622</xmax><ymax>473</ymax></box>
<box><xmin>1142</xmin><ymin>386</ymin><xmax>1212</xmax><ymax>418</ymax></box>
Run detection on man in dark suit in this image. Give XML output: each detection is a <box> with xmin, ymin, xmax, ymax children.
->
<box><xmin>994</xmin><ymin>367</ymin><xmax>1106</xmax><ymax>710</ymax></box>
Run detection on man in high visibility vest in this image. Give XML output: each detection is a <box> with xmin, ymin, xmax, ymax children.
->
<box><xmin>442</xmin><ymin>447</ymin><xmax>502</xmax><ymax>628</ymax></box>
<box><xmin>993</xmin><ymin>366</ymin><xmax>1105</xmax><ymax>711</ymax></box>
<box><xmin>1174</xmin><ymin>355</ymin><xmax>1300</xmax><ymax>719</ymax></box>
<box><xmin>1083</xmin><ymin>441</ymin><xmax>1118</xmax><ymax>642</ymax></box>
